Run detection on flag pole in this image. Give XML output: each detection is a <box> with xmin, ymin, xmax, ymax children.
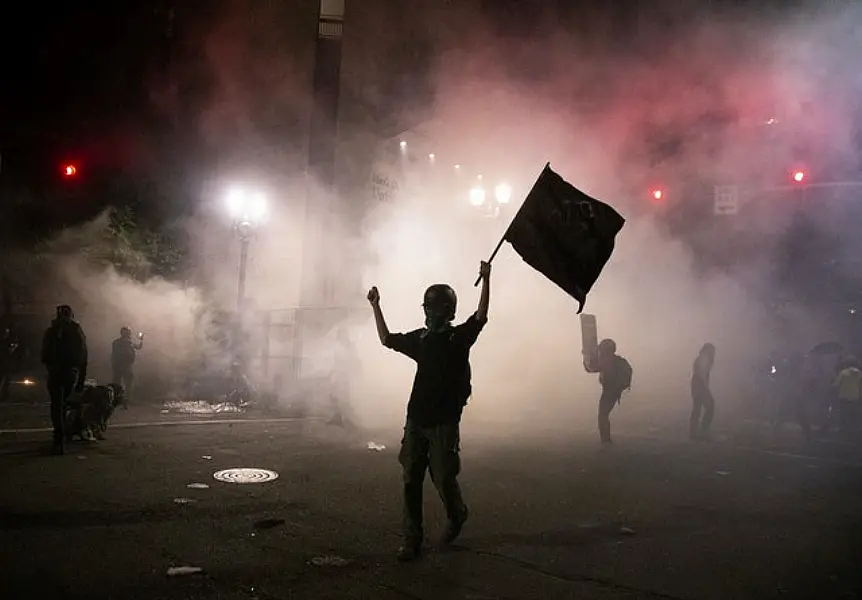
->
<box><xmin>474</xmin><ymin>162</ymin><xmax>550</xmax><ymax>286</ymax></box>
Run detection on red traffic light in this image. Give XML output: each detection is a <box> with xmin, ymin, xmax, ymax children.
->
<box><xmin>791</xmin><ymin>170</ymin><xmax>806</xmax><ymax>183</ymax></box>
<box><xmin>62</xmin><ymin>164</ymin><xmax>77</xmax><ymax>177</ymax></box>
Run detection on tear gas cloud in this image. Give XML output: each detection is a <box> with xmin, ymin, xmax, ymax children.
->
<box><xmin>350</xmin><ymin>0</ymin><xmax>861</xmax><ymax>436</ymax></box>
<box><xmin>29</xmin><ymin>212</ymin><xmax>204</xmax><ymax>397</ymax></box>
<box><xmin>30</xmin><ymin>1</ymin><xmax>861</xmax><ymax>439</ymax></box>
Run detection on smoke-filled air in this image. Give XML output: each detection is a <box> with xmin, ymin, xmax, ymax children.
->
<box><xmin>28</xmin><ymin>0</ymin><xmax>862</xmax><ymax>441</ymax></box>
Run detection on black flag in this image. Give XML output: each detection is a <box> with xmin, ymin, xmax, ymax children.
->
<box><xmin>504</xmin><ymin>164</ymin><xmax>625</xmax><ymax>313</ymax></box>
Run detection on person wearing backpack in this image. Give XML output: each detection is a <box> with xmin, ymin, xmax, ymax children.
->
<box><xmin>41</xmin><ymin>305</ymin><xmax>88</xmax><ymax>455</ymax></box>
<box><xmin>690</xmin><ymin>343</ymin><xmax>716</xmax><ymax>441</ymax></box>
<box><xmin>585</xmin><ymin>338</ymin><xmax>632</xmax><ymax>444</ymax></box>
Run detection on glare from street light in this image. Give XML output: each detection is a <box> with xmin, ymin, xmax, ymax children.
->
<box><xmin>399</xmin><ymin>140</ymin><xmax>407</xmax><ymax>150</ymax></box>
<box><xmin>469</xmin><ymin>185</ymin><xmax>486</xmax><ymax>207</ymax></box>
<box><xmin>494</xmin><ymin>182</ymin><xmax>512</xmax><ymax>204</ymax></box>
<box><xmin>226</xmin><ymin>188</ymin><xmax>267</xmax><ymax>224</ymax></box>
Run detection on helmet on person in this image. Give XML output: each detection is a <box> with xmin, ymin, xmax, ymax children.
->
<box><xmin>598</xmin><ymin>338</ymin><xmax>617</xmax><ymax>356</ymax></box>
<box><xmin>423</xmin><ymin>284</ymin><xmax>457</xmax><ymax>322</ymax></box>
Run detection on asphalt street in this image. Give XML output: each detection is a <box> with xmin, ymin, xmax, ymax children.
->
<box><xmin>0</xmin><ymin>403</ymin><xmax>860</xmax><ymax>600</ymax></box>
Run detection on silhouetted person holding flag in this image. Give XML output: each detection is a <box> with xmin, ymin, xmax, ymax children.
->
<box><xmin>41</xmin><ymin>305</ymin><xmax>88</xmax><ymax>455</ymax></box>
<box><xmin>368</xmin><ymin>260</ymin><xmax>491</xmax><ymax>562</ymax></box>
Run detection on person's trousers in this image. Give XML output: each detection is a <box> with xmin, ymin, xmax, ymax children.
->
<box><xmin>690</xmin><ymin>385</ymin><xmax>715</xmax><ymax>439</ymax></box>
<box><xmin>399</xmin><ymin>420</ymin><xmax>466</xmax><ymax>545</ymax></box>
<box><xmin>47</xmin><ymin>369</ymin><xmax>79</xmax><ymax>445</ymax></box>
<box><xmin>113</xmin><ymin>369</ymin><xmax>134</xmax><ymax>406</ymax></box>
<box><xmin>598</xmin><ymin>390</ymin><xmax>621</xmax><ymax>443</ymax></box>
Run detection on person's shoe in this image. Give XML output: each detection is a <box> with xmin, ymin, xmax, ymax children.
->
<box><xmin>52</xmin><ymin>441</ymin><xmax>65</xmax><ymax>456</ymax></box>
<box><xmin>396</xmin><ymin>542</ymin><xmax>423</xmax><ymax>562</ymax></box>
<box><xmin>442</xmin><ymin>508</ymin><xmax>469</xmax><ymax>545</ymax></box>
<box><xmin>94</xmin><ymin>428</ymin><xmax>106</xmax><ymax>441</ymax></box>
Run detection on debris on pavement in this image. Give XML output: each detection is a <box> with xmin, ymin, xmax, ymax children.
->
<box><xmin>715</xmin><ymin>470</ymin><xmax>731</xmax><ymax>476</ymax></box>
<box><xmin>367</xmin><ymin>441</ymin><xmax>386</xmax><ymax>451</ymax></box>
<box><xmin>76</xmin><ymin>456</ymin><xmax>86</xmax><ymax>460</ymax></box>
<box><xmin>162</xmin><ymin>399</ymin><xmax>245</xmax><ymax>415</ymax></box>
<box><xmin>309</xmin><ymin>555</ymin><xmax>352</xmax><ymax>567</ymax></box>
<box><xmin>166</xmin><ymin>566</ymin><xmax>203</xmax><ymax>576</ymax></box>
<box><xmin>173</xmin><ymin>497</ymin><xmax>197</xmax><ymax>504</ymax></box>
<box><xmin>186</xmin><ymin>483</ymin><xmax>210</xmax><ymax>489</ymax></box>
<box><xmin>201</xmin><ymin>455</ymin><xmax>213</xmax><ymax>460</ymax></box>
<box><xmin>253</xmin><ymin>518</ymin><xmax>285</xmax><ymax>530</ymax></box>
<box><xmin>619</xmin><ymin>526</ymin><xmax>636</xmax><ymax>535</ymax></box>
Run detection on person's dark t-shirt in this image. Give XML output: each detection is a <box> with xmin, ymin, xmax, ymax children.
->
<box><xmin>385</xmin><ymin>313</ymin><xmax>487</xmax><ymax>427</ymax></box>
<box><xmin>112</xmin><ymin>337</ymin><xmax>137</xmax><ymax>371</ymax></box>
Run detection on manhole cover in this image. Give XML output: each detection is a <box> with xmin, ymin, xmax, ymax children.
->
<box><xmin>213</xmin><ymin>468</ymin><xmax>279</xmax><ymax>484</ymax></box>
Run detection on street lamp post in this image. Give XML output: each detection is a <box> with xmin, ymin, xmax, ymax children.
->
<box><xmin>225</xmin><ymin>187</ymin><xmax>267</xmax><ymax>366</ymax></box>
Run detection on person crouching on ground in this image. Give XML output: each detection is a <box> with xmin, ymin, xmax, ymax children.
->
<box><xmin>368</xmin><ymin>260</ymin><xmax>491</xmax><ymax>562</ymax></box>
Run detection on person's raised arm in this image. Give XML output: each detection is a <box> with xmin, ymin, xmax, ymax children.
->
<box><xmin>476</xmin><ymin>261</ymin><xmax>491</xmax><ymax>322</ymax></box>
<box><xmin>367</xmin><ymin>286</ymin><xmax>390</xmax><ymax>345</ymax></box>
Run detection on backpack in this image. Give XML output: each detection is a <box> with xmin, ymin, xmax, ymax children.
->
<box><xmin>616</xmin><ymin>356</ymin><xmax>633</xmax><ymax>391</ymax></box>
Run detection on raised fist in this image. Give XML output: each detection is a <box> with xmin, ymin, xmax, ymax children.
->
<box><xmin>367</xmin><ymin>286</ymin><xmax>380</xmax><ymax>305</ymax></box>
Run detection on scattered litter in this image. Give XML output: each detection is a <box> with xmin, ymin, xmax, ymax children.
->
<box><xmin>254</xmin><ymin>518</ymin><xmax>285</xmax><ymax>530</ymax></box>
<box><xmin>76</xmin><ymin>455</ymin><xmax>87</xmax><ymax>460</ymax></box>
<box><xmin>173</xmin><ymin>497</ymin><xmax>197</xmax><ymax>504</ymax></box>
<box><xmin>160</xmin><ymin>410</ymin><xmax>170</xmax><ymax>414</ymax></box>
<box><xmin>187</xmin><ymin>483</ymin><xmax>210</xmax><ymax>489</ymax></box>
<box><xmin>715</xmin><ymin>470</ymin><xmax>731</xmax><ymax>476</ymax></box>
<box><xmin>162</xmin><ymin>400</ymin><xmax>245</xmax><ymax>415</ymax></box>
<box><xmin>310</xmin><ymin>555</ymin><xmax>352</xmax><ymax>567</ymax></box>
<box><xmin>367</xmin><ymin>442</ymin><xmax>386</xmax><ymax>452</ymax></box>
<box><xmin>619</xmin><ymin>527</ymin><xmax>636</xmax><ymax>535</ymax></box>
<box><xmin>201</xmin><ymin>455</ymin><xmax>213</xmax><ymax>460</ymax></box>
<box><xmin>166</xmin><ymin>566</ymin><xmax>203</xmax><ymax>576</ymax></box>
<box><xmin>577</xmin><ymin>522</ymin><xmax>600</xmax><ymax>529</ymax></box>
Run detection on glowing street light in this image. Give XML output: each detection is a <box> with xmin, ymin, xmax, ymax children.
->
<box><xmin>792</xmin><ymin>170</ymin><xmax>806</xmax><ymax>183</ymax></box>
<box><xmin>224</xmin><ymin>186</ymin><xmax>267</xmax><ymax>325</ymax></box>
<box><xmin>226</xmin><ymin>187</ymin><xmax>267</xmax><ymax>229</ymax></box>
<box><xmin>494</xmin><ymin>182</ymin><xmax>512</xmax><ymax>204</ymax></box>
<box><xmin>469</xmin><ymin>185</ymin><xmax>486</xmax><ymax>207</ymax></box>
